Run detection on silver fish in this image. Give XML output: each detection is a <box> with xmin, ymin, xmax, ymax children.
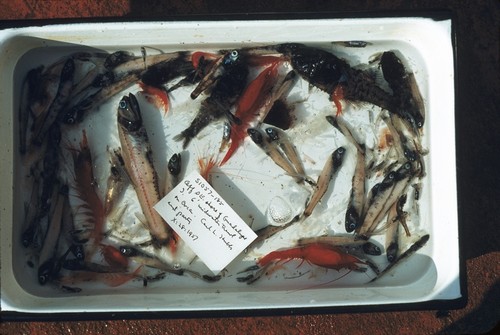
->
<box><xmin>326</xmin><ymin>116</ymin><xmax>366</xmax><ymax>232</ymax></box>
<box><xmin>304</xmin><ymin>146</ymin><xmax>346</xmax><ymax>217</ymax></box>
<box><xmin>247</xmin><ymin>127</ymin><xmax>301</xmax><ymax>181</ymax></box>
<box><xmin>104</xmin><ymin>149</ymin><xmax>128</xmax><ymax>216</ymax></box>
<box><xmin>264</xmin><ymin>126</ymin><xmax>313</xmax><ymax>185</ymax></box>
<box><xmin>370</xmin><ymin>234</ymin><xmax>430</xmax><ymax>283</ymax></box>
<box><xmin>358</xmin><ymin>161</ymin><xmax>414</xmax><ymax>239</ymax></box>
<box><xmin>117</xmin><ymin>93</ymin><xmax>172</xmax><ymax>248</ymax></box>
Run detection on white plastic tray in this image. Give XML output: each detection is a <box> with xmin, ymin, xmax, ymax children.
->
<box><xmin>0</xmin><ymin>17</ymin><xmax>459</xmax><ymax>314</ymax></box>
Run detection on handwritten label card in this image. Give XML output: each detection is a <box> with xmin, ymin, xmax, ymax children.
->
<box><xmin>154</xmin><ymin>171</ymin><xmax>257</xmax><ymax>275</ymax></box>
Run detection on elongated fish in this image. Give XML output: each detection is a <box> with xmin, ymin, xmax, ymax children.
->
<box><xmin>304</xmin><ymin>146</ymin><xmax>346</xmax><ymax>217</ymax></box>
<box><xmin>117</xmin><ymin>93</ymin><xmax>173</xmax><ymax>248</ymax></box>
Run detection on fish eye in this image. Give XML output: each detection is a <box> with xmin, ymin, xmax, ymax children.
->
<box><xmin>119</xmin><ymin>100</ymin><xmax>127</xmax><ymax>109</ymax></box>
<box><xmin>265</xmin><ymin>128</ymin><xmax>279</xmax><ymax>140</ymax></box>
<box><xmin>230</xmin><ymin>50</ymin><xmax>239</xmax><ymax>60</ymax></box>
<box><xmin>71</xmin><ymin>245</ymin><xmax>85</xmax><ymax>260</ymax></box>
<box><xmin>110</xmin><ymin>166</ymin><xmax>120</xmax><ymax>176</ymax></box>
<box><xmin>224</xmin><ymin>50</ymin><xmax>239</xmax><ymax>65</ymax></box>
<box><xmin>38</xmin><ymin>274</ymin><xmax>48</xmax><ymax>285</ymax></box>
<box><xmin>119</xmin><ymin>246</ymin><xmax>134</xmax><ymax>256</ymax></box>
<box><xmin>404</xmin><ymin>162</ymin><xmax>412</xmax><ymax>170</ymax></box>
<box><xmin>247</xmin><ymin>128</ymin><xmax>263</xmax><ymax>143</ymax></box>
<box><xmin>64</xmin><ymin>114</ymin><xmax>75</xmax><ymax>124</ymax></box>
<box><xmin>363</xmin><ymin>242</ymin><xmax>382</xmax><ymax>255</ymax></box>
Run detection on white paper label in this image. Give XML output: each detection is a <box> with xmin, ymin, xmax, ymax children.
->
<box><xmin>154</xmin><ymin>171</ymin><xmax>257</xmax><ymax>275</ymax></box>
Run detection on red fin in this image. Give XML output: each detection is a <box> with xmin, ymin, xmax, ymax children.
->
<box><xmin>139</xmin><ymin>82</ymin><xmax>169</xmax><ymax>115</ymax></box>
<box><xmin>220</xmin><ymin>139</ymin><xmax>241</xmax><ymax>166</ymax></box>
<box><xmin>106</xmin><ymin>265</ymin><xmax>143</xmax><ymax>287</ymax></box>
<box><xmin>168</xmin><ymin>231</ymin><xmax>180</xmax><ymax>254</ymax></box>
<box><xmin>100</xmin><ymin>244</ymin><xmax>129</xmax><ymax>269</ymax></box>
<box><xmin>331</xmin><ymin>85</ymin><xmax>345</xmax><ymax>116</ymax></box>
<box><xmin>198</xmin><ymin>155</ymin><xmax>220</xmax><ymax>183</ymax></box>
<box><xmin>247</xmin><ymin>55</ymin><xmax>284</xmax><ymax>67</ymax></box>
<box><xmin>220</xmin><ymin>63</ymin><xmax>280</xmax><ymax>165</ymax></box>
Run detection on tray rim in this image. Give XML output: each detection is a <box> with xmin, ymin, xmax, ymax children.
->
<box><xmin>0</xmin><ymin>12</ymin><xmax>465</xmax><ymax>320</ymax></box>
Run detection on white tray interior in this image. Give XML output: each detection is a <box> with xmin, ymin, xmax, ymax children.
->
<box><xmin>0</xmin><ymin>17</ymin><xmax>459</xmax><ymax>313</ymax></box>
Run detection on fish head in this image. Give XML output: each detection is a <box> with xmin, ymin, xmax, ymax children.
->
<box><xmin>223</xmin><ymin>50</ymin><xmax>240</xmax><ymax>66</ymax></box>
<box><xmin>117</xmin><ymin>93</ymin><xmax>142</xmax><ymax>132</ymax></box>
<box><xmin>333</xmin><ymin>146</ymin><xmax>346</xmax><ymax>168</ymax></box>
<box><xmin>247</xmin><ymin>128</ymin><xmax>264</xmax><ymax>145</ymax></box>
<box><xmin>119</xmin><ymin>245</ymin><xmax>144</xmax><ymax>258</ymax></box>
<box><xmin>395</xmin><ymin>161</ymin><xmax>414</xmax><ymax>181</ymax></box>
<box><xmin>265</xmin><ymin>127</ymin><xmax>280</xmax><ymax>141</ymax></box>
<box><xmin>168</xmin><ymin>153</ymin><xmax>182</xmax><ymax>175</ymax></box>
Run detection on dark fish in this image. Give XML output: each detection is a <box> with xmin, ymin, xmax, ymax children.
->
<box><xmin>247</xmin><ymin>127</ymin><xmax>301</xmax><ymax>181</ymax></box>
<box><xmin>31</xmin><ymin>58</ymin><xmax>75</xmax><ymax>145</ymax></box>
<box><xmin>379</xmin><ymin>51</ymin><xmax>425</xmax><ymax>130</ymax></box>
<box><xmin>174</xmin><ymin>50</ymin><xmax>249</xmax><ymax>148</ymax></box>
<box><xmin>276</xmin><ymin>43</ymin><xmax>394</xmax><ymax>115</ymax></box>
<box><xmin>370</xmin><ymin>234</ymin><xmax>430</xmax><ymax>282</ymax></box>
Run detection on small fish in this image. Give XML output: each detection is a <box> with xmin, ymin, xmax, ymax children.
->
<box><xmin>264</xmin><ymin>125</ymin><xmax>313</xmax><ymax>184</ymax></box>
<box><xmin>104</xmin><ymin>149</ymin><xmax>128</xmax><ymax>216</ymax></box>
<box><xmin>247</xmin><ymin>127</ymin><xmax>301</xmax><ymax>181</ymax></box>
<box><xmin>117</xmin><ymin>93</ymin><xmax>173</xmax><ymax>248</ymax></box>
<box><xmin>304</xmin><ymin>147</ymin><xmax>346</xmax><ymax>217</ymax></box>
<box><xmin>38</xmin><ymin>184</ymin><xmax>66</xmax><ymax>285</ymax></box>
<box><xmin>219</xmin><ymin>63</ymin><xmax>288</xmax><ymax>165</ymax></box>
<box><xmin>250</xmin><ymin>215</ymin><xmax>301</xmax><ymax>248</ymax></box>
<box><xmin>119</xmin><ymin>245</ymin><xmax>184</xmax><ymax>276</ymax></box>
<box><xmin>18</xmin><ymin>66</ymin><xmax>43</xmax><ymax>154</ymax></box>
<box><xmin>385</xmin><ymin>194</ymin><xmax>407</xmax><ymax>263</ymax></box>
<box><xmin>379</xmin><ymin>51</ymin><xmax>425</xmax><ymax>129</ymax></box>
<box><xmin>326</xmin><ymin>116</ymin><xmax>366</xmax><ymax>232</ymax></box>
<box><xmin>39</xmin><ymin>123</ymin><xmax>62</xmax><ymax>216</ymax></box>
<box><xmin>174</xmin><ymin>50</ymin><xmax>249</xmax><ymax>149</ymax></box>
<box><xmin>370</xmin><ymin>234</ymin><xmax>430</xmax><ymax>282</ymax></box>
<box><xmin>59</xmin><ymin>265</ymin><xmax>143</xmax><ymax>287</ymax></box>
<box><xmin>358</xmin><ymin>162</ymin><xmax>414</xmax><ymax>239</ymax></box>
<box><xmin>61</xmin><ymin>72</ymin><xmax>138</xmax><ymax>125</ymax></box>
<box><xmin>21</xmin><ymin>176</ymin><xmax>41</xmax><ymax>248</ymax></box>
<box><xmin>31</xmin><ymin>58</ymin><xmax>75</xmax><ymax>145</ymax></box>
<box><xmin>356</xmin><ymin>170</ymin><xmax>397</xmax><ymax>236</ymax></box>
